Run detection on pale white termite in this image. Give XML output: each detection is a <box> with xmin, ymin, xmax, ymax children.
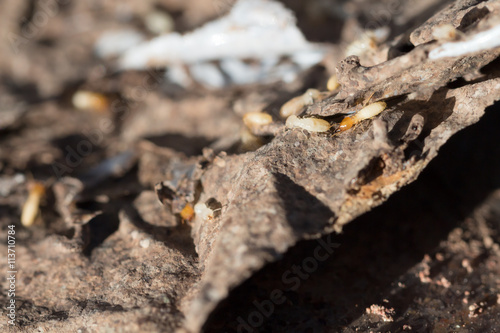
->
<box><xmin>72</xmin><ymin>90</ymin><xmax>109</xmax><ymax>112</ymax></box>
<box><xmin>21</xmin><ymin>182</ymin><xmax>45</xmax><ymax>227</ymax></box>
<box><xmin>243</xmin><ymin>111</ymin><xmax>273</xmax><ymax>131</ymax></box>
<box><xmin>326</xmin><ymin>74</ymin><xmax>340</xmax><ymax>92</ymax></box>
<box><xmin>144</xmin><ymin>10</ymin><xmax>175</xmax><ymax>35</ymax></box>
<box><xmin>345</xmin><ymin>28</ymin><xmax>389</xmax><ymax>58</ymax></box>
<box><xmin>337</xmin><ymin>101</ymin><xmax>387</xmax><ymax>132</ymax></box>
<box><xmin>194</xmin><ymin>202</ymin><xmax>220</xmax><ymax>222</ymax></box>
<box><xmin>280</xmin><ymin>88</ymin><xmax>322</xmax><ymax>118</ymax></box>
<box><xmin>345</xmin><ymin>34</ymin><xmax>377</xmax><ymax>57</ymax></box>
<box><xmin>432</xmin><ymin>24</ymin><xmax>461</xmax><ymax>41</ymax></box>
<box><xmin>286</xmin><ymin>115</ymin><xmax>331</xmax><ymax>132</ymax></box>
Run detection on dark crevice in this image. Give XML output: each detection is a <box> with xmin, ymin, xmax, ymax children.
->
<box><xmin>273</xmin><ymin>172</ymin><xmax>335</xmax><ymax>236</ymax></box>
<box><xmin>144</xmin><ymin>134</ymin><xmax>215</xmax><ymax>157</ymax></box>
<box><xmin>82</xmin><ymin>212</ymin><xmax>120</xmax><ymax>257</ymax></box>
<box><xmin>121</xmin><ymin>204</ymin><xmax>198</xmax><ymax>258</ymax></box>
<box><xmin>203</xmin><ymin>102</ymin><xmax>500</xmax><ymax>332</ymax></box>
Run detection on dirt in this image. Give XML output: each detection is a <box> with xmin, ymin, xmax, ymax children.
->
<box><xmin>0</xmin><ymin>0</ymin><xmax>499</xmax><ymax>332</ymax></box>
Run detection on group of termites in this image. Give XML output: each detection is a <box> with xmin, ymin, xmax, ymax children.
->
<box><xmin>242</xmin><ymin>23</ymin><xmax>474</xmax><ymax>136</ymax></box>
<box><xmin>21</xmin><ymin>22</ymin><xmax>476</xmax><ymax>228</ymax></box>
<box><xmin>242</xmin><ymin>74</ymin><xmax>387</xmax><ymax>135</ymax></box>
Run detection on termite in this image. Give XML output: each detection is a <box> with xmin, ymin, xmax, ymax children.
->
<box><xmin>194</xmin><ymin>198</ymin><xmax>222</xmax><ymax>222</ymax></box>
<box><xmin>345</xmin><ymin>27</ymin><xmax>389</xmax><ymax>58</ymax></box>
<box><xmin>432</xmin><ymin>24</ymin><xmax>462</xmax><ymax>41</ymax></box>
<box><xmin>286</xmin><ymin>115</ymin><xmax>331</xmax><ymax>132</ymax></box>
<box><xmin>21</xmin><ymin>182</ymin><xmax>46</xmax><ymax>227</ymax></box>
<box><xmin>326</xmin><ymin>74</ymin><xmax>340</xmax><ymax>92</ymax></box>
<box><xmin>336</xmin><ymin>101</ymin><xmax>387</xmax><ymax>132</ymax></box>
<box><xmin>280</xmin><ymin>88</ymin><xmax>322</xmax><ymax>118</ymax></box>
<box><xmin>243</xmin><ymin>111</ymin><xmax>273</xmax><ymax>131</ymax></box>
<box><xmin>72</xmin><ymin>90</ymin><xmax>109</xmax><ymax>112</ymax></box>
<box><xmin>345</xmin><ymin>34</ymin><xmax>377</xmax><ymax>58</ymax></box>
<box><xmin>180</xmin><ymin>203</ymin><xmax>195</xmax><ymax>222</ymax></box>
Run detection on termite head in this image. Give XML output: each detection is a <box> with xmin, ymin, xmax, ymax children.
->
<box><xmin>336</xmin><ymin>116</ymin><xmax>354</xmax><ymax>132</ymax></box>
<box><xmin>180</xmin><ymin>203</ymin><xmax>195</xmax><ymax>222</ymax></box>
